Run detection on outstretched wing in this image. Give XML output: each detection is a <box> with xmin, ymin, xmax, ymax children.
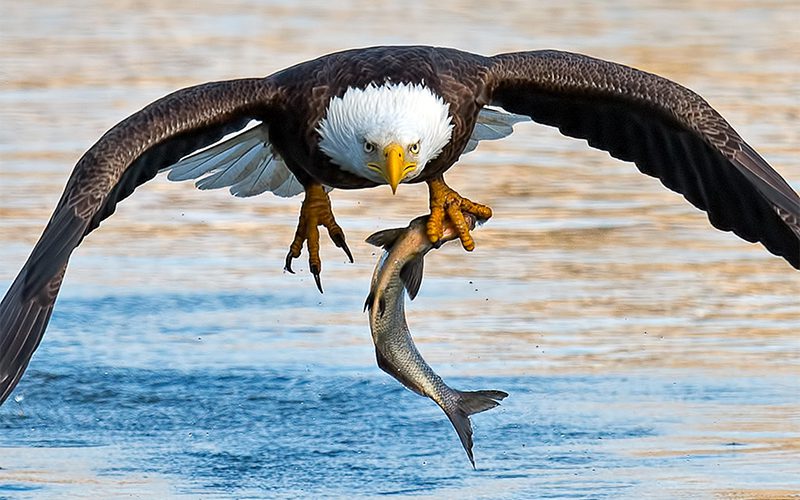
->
<box><xmin>0</xmin><ymin>78</ymin><xmax>284</xmax><ymax>404</ymax></box>
<box><xmin>485</xmin><ymin>50</ymin><xmax>800</xmax><ymax>268</ymax></box>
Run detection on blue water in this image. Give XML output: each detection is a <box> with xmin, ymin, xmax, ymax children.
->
<box><xmin>1</xmin><ymin>291</ymin><xmax>796</xmax><ymax>499</ymax></box>
<box><xmin>2</xmin><ymin>365</ymin><xmax>648</xmax><ymax>497</ymax></box>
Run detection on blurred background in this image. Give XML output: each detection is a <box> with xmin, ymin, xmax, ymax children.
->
<box><xmin>0</xmin><ymin>1</ymin><xmax>798</xmax><ymax>498</ymax></box>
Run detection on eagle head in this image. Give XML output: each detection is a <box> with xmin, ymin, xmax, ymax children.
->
<box><xmin>317</xmin><ymin>82</ymin><xmax>453</xmax><ymax>193</ymax></box>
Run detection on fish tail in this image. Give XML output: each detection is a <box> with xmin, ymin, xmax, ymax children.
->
<box><xmin>445</xmin><ymin>389</ymin><xmax>508</xmax><ymax>469</ymax></box>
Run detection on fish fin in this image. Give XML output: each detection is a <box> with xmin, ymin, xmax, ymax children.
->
<box><xmin>364</xmin><ymin>292</ymin><xmax>385</xmax><ymax>317</ymax></box>
<box><xmin>399</xmin><ymin>256</ymin><xmax>425</xmax><ymax>300</ymax></box>
<box><xmin>445</xmin><ymin>389</ymin><xmax>509</xmax><ymax>469</ymax></box>
<box><xmin>365</xmin><ymin>227</ymin><xmax>406</xmax><ymax>250</ymax></box>
<box><xmin>375</xmin><ymin>347</ymin><xmax>426</xmax><ymax>397</ymax></box>
<box><xmin>458</xmin><ymin>390</ymin><xmax>509</xmax><ymax>414</ymax></box>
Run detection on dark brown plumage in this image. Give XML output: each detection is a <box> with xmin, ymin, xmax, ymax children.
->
<box><xmin>1</xmin><ymin>45</ymin><xmax>798</xmax><ymax>405</ymax></box>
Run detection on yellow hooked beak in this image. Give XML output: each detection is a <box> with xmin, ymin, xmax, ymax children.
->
<box><xmin>369</xmin><ymin>143</ymin><xmax>417</xmax><ymax>194</ymax></box>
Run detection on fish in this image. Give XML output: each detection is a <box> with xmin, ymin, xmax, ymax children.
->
<box><xmin>365</xmin><ymin>214</ymin><xmax>508</xmax><ymax>468</ymax></box>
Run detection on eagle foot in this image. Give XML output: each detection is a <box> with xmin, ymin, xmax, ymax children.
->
<box><xmin>284</xmin><ymin>183</ymin><xmax>353</xmax><ymax>293</ymax></box>
<box><xmin>426</xmin><ymin>177</ymin><xmax>492</xmax><ymax>251</ymax></box>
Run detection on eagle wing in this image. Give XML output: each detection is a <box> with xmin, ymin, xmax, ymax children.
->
<box><xmin>162</xmin><ymin>122</ymin><xmax>305</xmax><ymax>198</ymax></box>
<box><xmin>484</xmin><ymin>50</ymin><xmax>800</xmax><ymax>268</ymax></box>
<box><xmin>0</xmin><ymin>78</ymin><xmax>283</xmax><ymax>404</ymax></box>
<box><xmin>461</xmin><ymin>107</ymin><xmax>529</xmax><ymax>154</ymax></box>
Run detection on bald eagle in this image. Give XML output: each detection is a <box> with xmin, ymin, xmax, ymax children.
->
<box><xmin>0</xmin><ymin>46</ymin><xmax>798</xmax><ymax>405</ymax></box>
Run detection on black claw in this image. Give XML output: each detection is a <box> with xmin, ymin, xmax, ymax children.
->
<box><xmin>284</xmin><ymin>252</ymin><xmax>296</xmax><ymax>274</ymax></box>
<box><xmin>313</xmin><ymin>271</ymin><xmax>323</xmax><ymax>294</ymax></box>
<box><xmin>309</xmin><ymin>263</ymin><xmax>323</xmax><ymax>293</ymax></box>
<box><xmin>341</xmin><ymin>241</ymin><xmax>354</xmax><ymax>264</ymax></box>
<box><xmin>332</xmin><ymin>233</ymin><xmax>354</xmax><ymax>263</ymax></box>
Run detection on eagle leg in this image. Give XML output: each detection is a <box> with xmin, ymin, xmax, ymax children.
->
<box><xmin>284</xmin><ymin>183</ymin><xmax>353</xmax><ymax>293</ymax></box>
<box><xmin>426</xmin><ymin>176</ymin><xmax>492</xmax><ymax>251</ymax></box>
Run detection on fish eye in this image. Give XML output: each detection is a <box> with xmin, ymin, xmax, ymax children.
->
<box><xmin>363</xmin><ymin>141</ymin><xmax>375</xmax><ymax>153</ymax></box>
<box><xmin>409</xmin><ymin>142</ymin><xmax>420</xmax><ymax>155</ymax></box>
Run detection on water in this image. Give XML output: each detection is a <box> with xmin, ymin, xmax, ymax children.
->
<box><xmin>1</xmin><ymin>1</ymin><xmax>799</xmax><ymax>498</ymax></box>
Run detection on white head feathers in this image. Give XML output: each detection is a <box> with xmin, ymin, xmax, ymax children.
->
<box><xmin>317</xmin><ymin>82</ymin><xmax>453</xmax><ymax>184</ymax></box>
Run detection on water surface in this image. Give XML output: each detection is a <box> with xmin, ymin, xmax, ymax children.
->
<box><xmin>1</xmin><ymin>1</ymin><xmax>798</xmax><ymax>498</ymax></box>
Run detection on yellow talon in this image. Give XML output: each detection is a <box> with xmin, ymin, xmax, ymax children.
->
<box><xmin>285</xmin><ymin>183</ymin><xmax>353</xmax><ymax>293</ymax></box>
<box><xmin>426</xmin><ymin>177</ymin><xmax>492</xmax><ymax>251</ymax></box>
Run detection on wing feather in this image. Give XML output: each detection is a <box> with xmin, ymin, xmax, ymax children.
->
<box><xmin>486</xmin><ymin>50</ymin><xmax>799</xmax><ymax>268</ymax></box>
<box><xmin>271</xmin><ymin>174</ymin><xmax>306</xmax><ymax>198</ymax></box>
<box><xmin>166</xmin><ymin>130</ymin><xmax>262</xmax><ymax>181</ymax></box>
<box><xmin>196</xmin><ymin>142</ymin><xmax>266</xmax><ymax>190</ymax></box>
<box><xmin>163</xmin><ymin>123</ymin><xmax>305</xmax><ymax>198</ymax></box>
<box><xmin>0</xmin><ymin>78</ymin><xmax>282</xmax><ymax>404</ymax></box>
<box><xmin>232</xmin><ymin>152</ymin><xmax>276</xmax><ymax>197</ymax></box>
<box><xmin>462</xmin><ymin>107</ymin><xmax>529</xmax><ymax>154</ymax></box>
